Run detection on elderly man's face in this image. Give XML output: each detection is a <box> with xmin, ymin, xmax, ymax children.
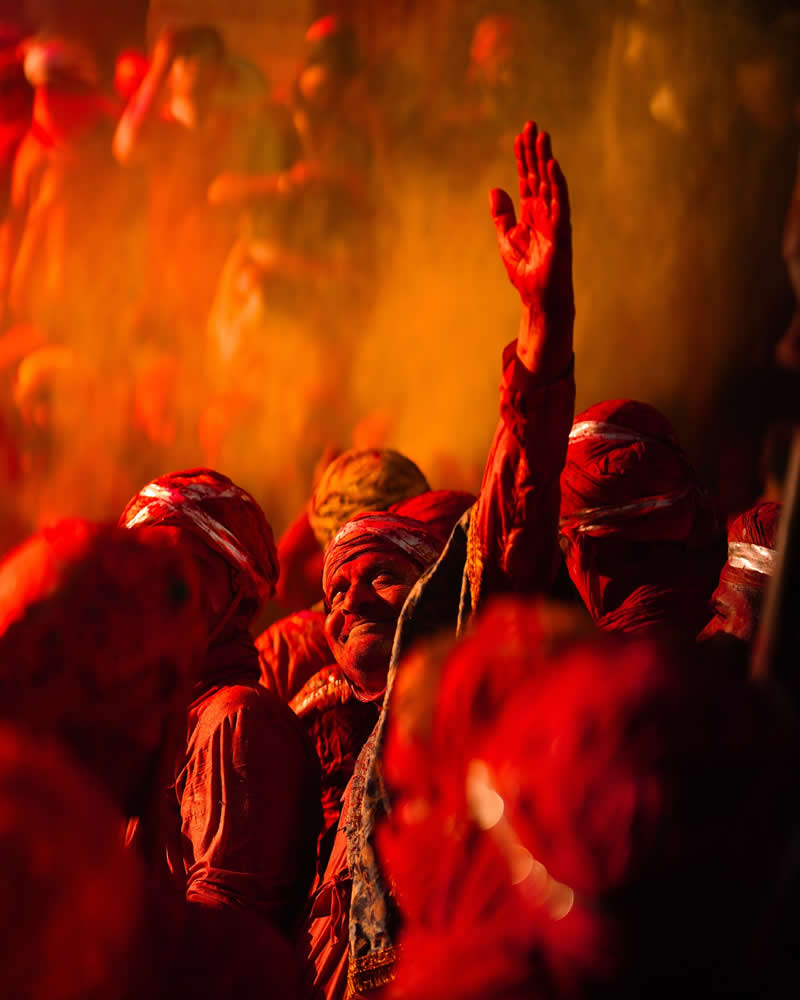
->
<box><xmin>325</xmin><ymin>549</ymin><xmax>419</xmax><ymax>701</ymax></box>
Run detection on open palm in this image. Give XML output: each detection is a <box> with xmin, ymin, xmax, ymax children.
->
<box><xmin>490</xmin><ymin>122</ymin><xmax>572</xmax><ymax>312</ymax></box>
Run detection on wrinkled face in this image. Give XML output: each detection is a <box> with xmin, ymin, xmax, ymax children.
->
<box><xmin>698</xmin><ymin>579</ymin><xmax>762</xmax><ymax>643</ymax></box>
<box><xmin>325</xmin><ymin>549</ymin><xmax>419</xmax><ymax>701</ymax></box>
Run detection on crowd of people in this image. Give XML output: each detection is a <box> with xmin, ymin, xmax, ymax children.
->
<box><xmin>1</xmin><ymin>4</ymin><xmax>800</xmax><ymax>999</ymax></box>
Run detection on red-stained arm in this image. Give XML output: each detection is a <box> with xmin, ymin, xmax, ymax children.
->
<box><xmin>469</xmin><ymin>122</ymin><xmax>575</xmax><ymax>603</ymax></box>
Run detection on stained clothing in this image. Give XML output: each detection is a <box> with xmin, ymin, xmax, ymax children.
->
<box><xmin>290</xmin><ymin>665</ymin><xmax>379</xmax><ymax>872</ymax></box>
<box><xmin>165</xmin><ymin>634</ymin><xmax>321</xmax><ymax>934</ymax></box>
<box><xmin>299</xmin><ymin>343</ymin><xmax>575</xmax><ymax>998</ymax></box>
<box><xmin>257</xmin><ymin>608</ymin><xmax>331</xmax><ymax>703</ymax></box>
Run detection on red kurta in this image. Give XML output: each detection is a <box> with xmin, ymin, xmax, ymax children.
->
<box><xmin>166</xmin><ymin>635</ymin><xmax>321</xmax><ymax>936</ymax></box>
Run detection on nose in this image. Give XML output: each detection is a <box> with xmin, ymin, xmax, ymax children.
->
<box><xmin>341</xmin><ymin>576</ymin><xmax>376</xmax><ymax>615</ymax></box>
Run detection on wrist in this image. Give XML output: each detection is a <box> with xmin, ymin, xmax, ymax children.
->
<box><xmin>516</xmin><ymin>302</ymin><xmax>573</xmax><ymax>379</ymax></box>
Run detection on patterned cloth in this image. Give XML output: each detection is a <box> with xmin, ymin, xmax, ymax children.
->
<box><xmin>322</xmin><ymin>512</ymin><xmax>443</xmax><ymax>606</ymax></box>
<box><xmin>309</xmin><ymin>449</ymin><xmax>429</xmax><ymax>549</ymax></box>
<box><xmin>119</xmin><ymin>468</ymin><xmax>278</xmax><ymax>611</ymax></box>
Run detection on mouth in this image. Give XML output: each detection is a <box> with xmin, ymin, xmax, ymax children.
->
<box><xmin>342</xmin><ymin>619</ymin><xmax>394</xmax><ymax>644</ymax></box>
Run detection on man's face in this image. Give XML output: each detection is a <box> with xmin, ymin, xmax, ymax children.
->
<box><xmin>168</xmin><ymin>56</ymin><xmax>219</xmax><ymax>127</ymax></box>
<box><xmin>698</xmin><ymin>579</ymin><xmax>761</xmax><ymax>643</ymax></box>
<box><xmin>325</xmin><ymin>549</ymin><xmax>419</xmax><ymax>701</ymax></box>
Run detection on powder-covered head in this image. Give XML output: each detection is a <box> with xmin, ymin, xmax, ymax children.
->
<box><xmin>559</xmin><ymin>401</ymin><xmax>721</xmax><ymax>634</ymax></box>
<box><xmin>0</xmin><ymin>519</ymin><xmax>206</xmax><ymax>812</ymax></box>
<box><xmin>699</xmin><ymin>500</ymin><xmax>781</xmax><ymax>643</ymax></box>
<box><xmin>309</xmin><ymin>448</ymin><xmax>430</xmax><ymax>549</ymax></box>
<box><xmin>322</xmin><ymin>512</ymin><xmax>443</xmax><ymax>701</ymax></box>
<box><xmin>119</xmin><ymin>468</ymin><xmax>278</xmax><ymax>619</ymax></box>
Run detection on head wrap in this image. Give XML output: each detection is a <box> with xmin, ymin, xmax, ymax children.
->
<box><xmin>119</xmin><ymin>469</ymin><xmax>278</xmax><ymax>614</ymax></box>
<box><xmin>21</xmin><ymin>36</ymin><xmax>100</xmax><ymax>88</ymax></box>
<box><xmin>322</xmin><ymin>512</ymin><xmax>443</xmax><ymax>606</ymax></box>
<box><xmin>379</xmin><ymin>597</ymin><xmax>799</xmax><ymax>999</ymax></box>
<box><xmin>0</xmin><ymin>724</ymin><xmax>146</xmax><ymax>1000</ymax></box>
<box><xmin>699</xmin><ymin>501</ymin><xmax>781</xmax><ymax>642</ymax></box>
<box><xmin>114</xmin><ymin>48</ymin><xmax>148</xmax><ymax>103</ymax></box>
<box><xmin>0</xmin><ymin>519</ymin><xmax>206</xmax><ymax>810</ymax></box>
<box><xmin>390</xmin><ymin>490</ymin><xmax>475</xmax><ymax>546</ymax></box>
<box><xmin>304</xmin><ymin>14</ymin><xmax>360</xmax><ymax>77</ymax></box>
<box><xmin>309</xmin><ymin>448</ymin><xmax>430</xmax><ymax>549</ymax></box>
<box><xmin>559</xmin><ymin>401</ymin><xmax>722</xmax><ymax>634</ymax></box>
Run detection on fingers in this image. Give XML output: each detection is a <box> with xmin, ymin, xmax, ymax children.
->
<box><xmin>514</xmin><ymin>134</ymin><xmax>530</xmax><ymax>200</ymax></box>
<box><xmin>547</xmin><ymin>158</ymin><xmax>571</xmax><ymax>229</ymax></box>
<box><xmin>521</xmin><ymin>121</ymin><xmax>538</xmax><ymax>196</ymax></box>
<box><xmin>489</xmin><ymin>187</ymin><xmax>517</xmax><ymax>239</ymax></box>
<box><xmin>536</xmin><ymin>131</ymin><xmax>553</xmax><ymax>209</ymax></box>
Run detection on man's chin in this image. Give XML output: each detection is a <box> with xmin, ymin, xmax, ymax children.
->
<box><xmin>340</xmin><ymin>636</ymin><xmax>392</xmax><ymax>702</ymax></box>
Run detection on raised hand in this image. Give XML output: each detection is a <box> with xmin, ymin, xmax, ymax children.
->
<box><xmin>490</xmin><ymin>121</ymin><xmax>574</xmax><ymax>378</ymax></box>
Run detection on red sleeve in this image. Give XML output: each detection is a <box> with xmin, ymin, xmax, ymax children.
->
<box><xmin>469</xmin><ymin>342</ymin><xmax>575</xmax><ymax>604</ymax></box>
<box><xmin>180</xmin><ymin>687</ymin><xmax>320</xmax><ymax>933</ymax></box>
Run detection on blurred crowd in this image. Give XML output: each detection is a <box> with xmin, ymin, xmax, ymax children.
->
<box><xmin>2</xmin><ymin>2</ymin><xmax>800</xmax><ymax>999</ymax></box>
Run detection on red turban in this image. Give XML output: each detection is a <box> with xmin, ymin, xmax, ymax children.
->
<box><xmin>699</xmin><ymin>501</ymin><xmax>781</xmax><ymax>642</ymax></box>
<box><xmin>322</xmin><ymin>512</ymin><xmax>443</xmax><ymax>607</ymax></box>
<box><xmin>119</xmin><ymin>469</ymin><xmax>278</xmax><ymax>611</ymax></box>
<box><xmin>0</xmin><ymin>724</ymin><xmax>147</xmax><ymax>1000</ymax></box>
<box><xmin>390</xmin><ymin>490</ymin><xmax>475</xmax><ymax>546</ymax></box>
<box><xmin>379</xmin><ymin>597</ymin><xmax>798</xmax><ymax>999</ymax></box>
<box><xmin>0</xmin><ymin>519</ymin><xmax>206</xmax><ymax>810</ymax></box>
<box><xmin>559</xmin><ymin>401</ymin><xmax>721</xmax><ymax>634</ymax></box>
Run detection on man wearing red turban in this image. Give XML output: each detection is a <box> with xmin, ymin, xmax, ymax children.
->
<box><xmin>559</xmin><ymin>399</ymin><xmax>723</xmax><ymax>636</ymax></box>
<box><xmin>300</xmin><ymin>119</ymin><xmax>577</xmax><ymax>999</ymax></box>
<box><xmin>119</xmin><ymin>469</ymin><xmax>320</xmax><ymax>937</ymax></box>
<box><xmin>699</xmin><ymin>500</ymin><xmax>781</xmax><ymax>643</ymax></box>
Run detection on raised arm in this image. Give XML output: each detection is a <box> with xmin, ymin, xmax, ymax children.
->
<box><xmin>490</xmin><ymin>120</ymin><xmax>574</xmax><ymax>379</ymax></box>
<box><xmin>468</xmin><ymin>121</ymin><xmax>576</xmax><ymax>606</ymax></box>
<box><xmin>112</xmin><ymin>31</ymin><xmax>175</xmax><ymax>164</ymax></box>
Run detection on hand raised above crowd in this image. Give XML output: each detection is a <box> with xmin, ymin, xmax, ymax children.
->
<box><xmin>490</xmin><ymin>121</ymin><xmax>574</xmax><ymax>380</ymax></box>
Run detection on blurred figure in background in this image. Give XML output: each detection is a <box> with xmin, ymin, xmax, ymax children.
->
<box><xmin>0</xmin><ymin>35</ymin><xmax>129</xmax><ymax>343</ymax></box>
<box><xmin>0</xmin><ymin>23</ymin><xmax>33</xmax><ymax>219</ymax></box>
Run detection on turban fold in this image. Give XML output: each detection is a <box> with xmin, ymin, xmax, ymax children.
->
<box><xmin>559</xmin><ymin>401</ymin><xmax>721</xmax><ymax>634</ymax></box>
<box><xmin>120</xmin><ymin>468</ymin><xmax>278</xmax><ymax>609</ymax></box>
<box><xmin>560</xmin><ymin>401</ymin><xmax>702</xmax><ymax>542</ymax></box>
<box><xmin>390</xmin><ymin>489</ymin><xmax>475</xmax><ymax>546</ymax></box>
<box><xmin>699</xmin><ymin>501</ymin><xmax>781</xmax><ymax>642</ymax></box>
<box><xmin>309</xmin><ymin>449</ymin><xmax>429</xmax><ymax>549</ymax></box>
<box><xmin>0</xmin><ymin>519</ymin><xmax>206</xmax><ymax>807</ymax></box>
<box><xmin>322</xmin><ymin>512</ymin><xmax>443</xmax><ymax>604</ymax></box>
